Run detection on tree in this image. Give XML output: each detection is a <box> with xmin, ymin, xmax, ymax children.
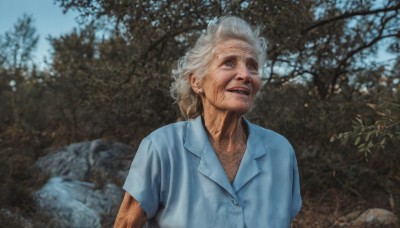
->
<box><xmin>49</xmin><ymin>0</ymin><xmax>399</xmax><ymax>143</ymax></box>
<box><xmin>0</xmin><ymin>1</ymin><xmax>398</xmax><ymax>225</ymax></box>
<box><xmin>0</xmin><ymin>14</ymin><xmax>39</xmax><ymax>133</ymax></box>
<box><xmin>302</xmin><ymin>0</ymin><xmax>400</xmax><ymax>99</ymax></box>
<box><xmin>245</xmin><ymin>0</ymin><xmax>400</xmax><ymax>100</ymax></box>
<box><xmin>49</xmin><ymin>0</ymin><xmax>223</xmax><ymax>141</ymax></box>
<box><xmin>0</xmin><ymin>14</ymin><xmax>39</xmax><ymax>72</ymax></box>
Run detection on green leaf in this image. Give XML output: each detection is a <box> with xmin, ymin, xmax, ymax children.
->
<box><xmin>365</xmin><ymin>132</ymin><xmax>371</xmax><ymax>142</ymax></box>
<box><xmin>367</xmin><ymin>141</ymin><xmax>374</xmax><ymax>148</ymax></box>
<box><xmin>354</xmin><ymin>137</ymin><xmax>361</xmax><ymax>146</ymax></box>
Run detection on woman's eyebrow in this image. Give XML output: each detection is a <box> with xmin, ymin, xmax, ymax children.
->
<box><xmin>218</xmin><ymin>54</ymin><xmax>237</xmax><ymax>60</ymax></box>
<box><xmin>217</xmin><ymin>53</ymin><xmax>257</xmax><ymax>62</ymax></box>
<box><xmin>247</xmin><ymin>57</ymin><xmax>259</xmax><ymax>65</ymax></box>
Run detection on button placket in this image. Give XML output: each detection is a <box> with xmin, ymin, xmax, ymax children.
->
<box><xmin>232</xmin><ymin>199</ymin><xmax>240</xmax><ymax>207</ymax></box>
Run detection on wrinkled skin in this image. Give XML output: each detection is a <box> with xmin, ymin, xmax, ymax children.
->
<box><xmin>114</xmin><ymin>39</ymin><xmax>261</xmax><ymax>227</ymax></box>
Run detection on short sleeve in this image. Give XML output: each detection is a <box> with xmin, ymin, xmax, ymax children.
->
<box><xmin>290</xmin><ymin>150</ymin><xmax>302</xmax><ymax>220</ymax></box>
<box><xmin>123</xmin><ymin>138</ymin><xmax>161</xmax><ymax>218</ymax></box>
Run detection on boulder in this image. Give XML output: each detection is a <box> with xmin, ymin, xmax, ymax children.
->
<box><xmin>351</xmin><ymin>208</ymin><xmax>399</xmax><ymax>227</ymax></box>
<box><xmin>35</xmin><ymin>139</ymin><xmax>133</xmax><ymax>183</ymax></box>
<box><xmin>34</xmin><ymin>139</ymin><xmax>135</xmax><ymax>227</ymax></box>
<box><xmin>34</xmin><ymin>177</ymin><xmax>122</xmax><ymax>227</ymax></box>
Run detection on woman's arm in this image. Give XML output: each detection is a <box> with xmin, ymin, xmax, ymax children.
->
<box><xmin>114</xmin><ymin>192</ymin><xmax>148</xmax><ymax>228</ymax></box>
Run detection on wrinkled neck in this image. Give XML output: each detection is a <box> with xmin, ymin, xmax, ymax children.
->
<box><xmin>202</xmin><ymin>111</ymin><xmax>247</xmax><ymax>153</ymax></box>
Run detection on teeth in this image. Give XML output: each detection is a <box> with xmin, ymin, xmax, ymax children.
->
<box><xmin>230</xmin><ymin>90</ymin><xmax>248</xmax><ymax>95</ymax></box>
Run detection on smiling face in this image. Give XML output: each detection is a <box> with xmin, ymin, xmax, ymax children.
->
<box><xmin>192</xmin><ymin>39</ymin><xmax>261</xmax><ymax>116</ymax></box>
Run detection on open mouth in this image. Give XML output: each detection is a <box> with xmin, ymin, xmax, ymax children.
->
<box><xmin>227</xmin><ymin>89</ymin><xmax>250</xmax><ymax>95</ymax></box>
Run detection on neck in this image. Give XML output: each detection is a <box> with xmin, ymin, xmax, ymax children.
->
<box><xmin>202</xmin><ymin>110</ymin><xmax>247</xmax><ymax>152</ymax></box>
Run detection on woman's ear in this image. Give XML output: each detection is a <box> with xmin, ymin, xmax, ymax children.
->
<box><xmin>190</xmin><ymin>74</ymin><xmax>203</xmax><ymax>94</ymax></box>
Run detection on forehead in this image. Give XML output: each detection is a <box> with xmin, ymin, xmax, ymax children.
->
<box><xmin>214</xmin><ymin>39</ymin><xmax>257</xmax><ymax>60</ymax></box>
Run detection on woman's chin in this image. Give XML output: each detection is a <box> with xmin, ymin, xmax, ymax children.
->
<box><xmin>224</xmin><ymin>104</ymin><xmax>251</xmax><ymax>115</ymax></box>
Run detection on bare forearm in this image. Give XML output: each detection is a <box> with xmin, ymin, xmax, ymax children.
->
<box><xmin>114</xmin><ymin>192</ymin><xmax>148</xmax><ymax>228</ymax></box>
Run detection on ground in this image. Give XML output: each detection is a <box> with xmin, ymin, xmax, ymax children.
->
<box><xmin>292</xmin><ymin>185</ymin><xmax>400</xmax><ymax>227</ymax></box>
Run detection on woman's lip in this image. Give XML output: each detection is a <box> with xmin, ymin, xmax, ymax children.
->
<box><xmin>226</xmin><ymin>86</ymin><xmax>251</xmax><ymax>95</ymax></box>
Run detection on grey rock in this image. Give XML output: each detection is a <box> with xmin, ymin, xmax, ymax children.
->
<box><xmin>35</xmin><ymin>177</ymin><xmax>123</xmax><ymax>228</ymax></box>
<box><xmin>351</xmin><ymin>208</ymin><xmax>399</xmax><ymax>227</ymax></box>
<box><xmin>35</xmin><ymin>139</ymin><xmax>133</xmax><ymax>182</ymax></box>
<box><xmin>34</xmin><ymin>139</ymin><xmax>135</xmax><ymax>227</ymax></box>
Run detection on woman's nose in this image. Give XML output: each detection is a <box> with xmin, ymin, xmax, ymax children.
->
<box><xmin>237</xmin><ymin>64</ymin><xmax>251</xmax><ymax>83</ymax></box>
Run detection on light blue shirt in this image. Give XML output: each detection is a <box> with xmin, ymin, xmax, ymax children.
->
<box><xmin>123</xmin><ymin>116</ymin><xmax>302</xmax><ymax>228</ymax></box>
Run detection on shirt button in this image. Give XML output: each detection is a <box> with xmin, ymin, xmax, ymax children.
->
<box><xmin>232</xmin><ymin>199</ymin><xmax>240</xmax><ymax>207</ymax></box>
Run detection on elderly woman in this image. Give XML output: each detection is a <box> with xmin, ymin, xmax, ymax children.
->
<box><xmin>115</xmin><ymin>16</ymin><xmax>302</xmax><ymax>228</ymax></box>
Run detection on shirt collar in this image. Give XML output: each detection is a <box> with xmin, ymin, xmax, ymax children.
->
<box><xmin>184</xmin><ymin>116</ymin><xmax>267</xmax><ymax>195</ymax></box>
<box><xmin>184</xmin><ymin>116</ymin><xmax>267</xmax><ymax>158</ymax></box>
<box><xmin>184</xmin><ymin>116</ymin><xmax>208</xmax><ymax>158</ymax></box>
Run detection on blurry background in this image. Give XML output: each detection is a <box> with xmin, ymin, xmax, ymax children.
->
<box><xmin>0</xmin><ymin>0</ymin><xmax>399</xmax><ymax>227</ymax></box>
<box><xmin>0</xmin><ymin>0</ymin><xmax>79</xmax><ymax>69</ymax></box>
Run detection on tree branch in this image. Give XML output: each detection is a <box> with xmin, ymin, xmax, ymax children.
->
<box><xmin>302</xmin><ymin>3</ymin><xmax>400</xmax><ymax>34</ymax></box>
<box><xmin>329</xmin><ymin>13</ymin><xmax>398</xmax><ymax>95</ymax></box>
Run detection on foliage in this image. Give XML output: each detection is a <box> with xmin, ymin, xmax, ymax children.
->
<box><xmin>335</xmin><ymin>101</ymin><xmax>400</xmax><ymax>157</ymax></box>
<box><xmin>332</xmin><ymin>61</ymin><xmax>400</xmax><ymax>158</ymax></box>
<box><xmin>0</xmin><ymin>14</ymin><xmax>40</xmax><ymax>140</ymax></box>
<box><xmin>0</xmin><ymin>13</ymin><xmax>39</xmax><ymax>70</ymax></box>
<box><xmin>0</xmin><ymin>0</ymin><xmax>400</xmax><ymax>225</ymax></box>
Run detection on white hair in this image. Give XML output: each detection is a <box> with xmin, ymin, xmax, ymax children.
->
<box><xmin>170</xmin><ymin>16</ymin><xmax>267</xmax><ymax>119</ymax></box>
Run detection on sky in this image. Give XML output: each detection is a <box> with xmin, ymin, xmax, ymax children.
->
<box><xmin>0</xmin><ymin>0</ymin><xmax>396</xmax><ymax>70</ymax></box>
<box><xmin>0</xmin><ymin>0</ymin><xmax>80</xmax><ymax>67</ymax></box>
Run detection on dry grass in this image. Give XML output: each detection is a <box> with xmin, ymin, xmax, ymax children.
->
<box><xmin>292</xmin><ymin>186</ymin><xmax>400</xmax><ymax>228</ymax></box>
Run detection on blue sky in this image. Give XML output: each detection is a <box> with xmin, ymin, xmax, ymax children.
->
<box><xmin>0</xmin><ymin>0</ymin><xmax>395</xmax><ymax>70</ymax></box>
<box><xmin>0</xmin><ymin>0</ymin><xmax>80</xmax><ymax>66</ymax></box>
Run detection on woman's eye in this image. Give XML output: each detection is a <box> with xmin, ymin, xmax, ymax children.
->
<box><xmin>248</xmin><ymin>64</ymin><xmax>258</xmax><ymax>72</ymax></box>
<box><xmin>223</xmin><ymin>60</ymin><xmax>235</xmax><ymax>67</ymax></box>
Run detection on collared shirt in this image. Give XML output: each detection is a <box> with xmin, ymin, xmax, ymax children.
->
<box><xmin>123</xmin><ymin>116</ymin><xmax>302</xmax><ymax>228</ymax></box>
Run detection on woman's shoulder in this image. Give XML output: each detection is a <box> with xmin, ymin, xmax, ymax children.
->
<box><xmin>246</xmin><ymin>120</ymin><xmax>292</xmax><ymax>146</ymax></box>
<box><xmin>248</xmin><ymin>121</ymin><xmax>288</xmax><ymax>141</ymax></box>
<box><xmin>247</xmin><ymin>121</ymin><xmax>296</xmax><ymax>160</ymax></box>
<box><xmin>146</xmin><ymin>119</ymin><xmax>187</xmax><ymax>142</ymax></box>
